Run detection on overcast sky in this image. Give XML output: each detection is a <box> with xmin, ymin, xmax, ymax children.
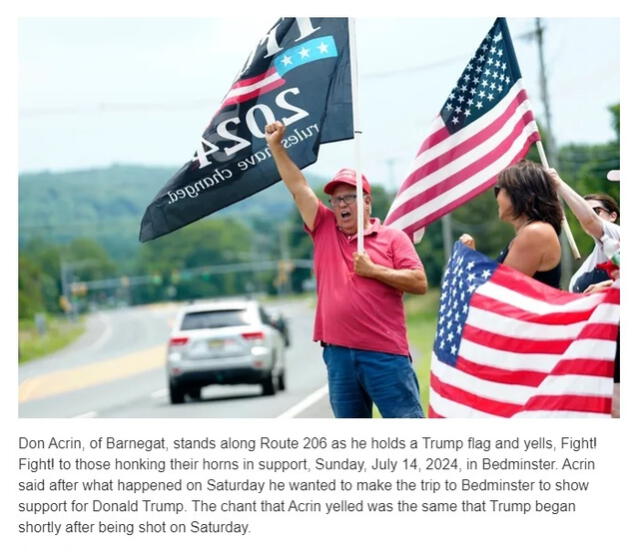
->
<box><xmin>18</xmin><ymin>17</ymin><xmax>619</xmax><ymax>187</ymax></box>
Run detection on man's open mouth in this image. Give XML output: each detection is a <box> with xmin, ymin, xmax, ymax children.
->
<box><xmin>340</xmin><ymin>209</ymin><xmax>352</xmax><ymax>219</ymax></box>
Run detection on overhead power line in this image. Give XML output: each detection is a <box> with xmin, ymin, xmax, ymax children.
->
<box><xmin>19</xmin><ymin>31</ymin><xmax>537</xmax><ymax>117</ymax></box>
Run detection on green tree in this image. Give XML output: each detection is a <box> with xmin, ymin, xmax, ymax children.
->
<box><xmin>135</xmin><ymin>218</ymin><xmax>255</xmax><ymax>302</ymax></box>
<box><xmin>19</xmin><ymin>256</ymin><xmax>44</xmax><ymax>320</ymax></box>
<box><xmin>609</xmin><ymin>103</ymin><xmax>620</xmax><ymax>142</ymax></box>
<box><xmin>21</xmin><ymin>237</ymin><xmax>64</xmax><ymax>313</ymax></box>
<box><xmin>64</xmin><ymin>238</ymin><xmax>118</xmax><ymax>281</ymax></box>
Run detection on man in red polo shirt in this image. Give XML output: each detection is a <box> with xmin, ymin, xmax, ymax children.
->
<box><xmin>265</xmin><ymin>121</ymin><xmax>427</xmax><ymax>418</ymax></box>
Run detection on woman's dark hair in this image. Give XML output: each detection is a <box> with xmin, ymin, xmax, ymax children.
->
<box><xmin>584</xmin><ymin>193</ymin><xmax>619</xmax><ymax>221</ymax></box>
<box><xmin>496</xmin><ymin>160</ymin><xmax>563</xmax><ymax>234</ymax></box>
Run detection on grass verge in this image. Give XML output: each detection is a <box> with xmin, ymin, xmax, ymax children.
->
<box><xmin>19</xmin><ymin>316</ymin><xmax>85</xmax><ymax>363</ymax></box>
<box><xmin>405</xmin><ymin>290</ymin><xmax>440</xmax><ymax>413</ymax></box>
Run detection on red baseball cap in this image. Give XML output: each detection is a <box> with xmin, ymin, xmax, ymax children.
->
<box><xmin>323</xmin><ymin>168</ymin><xmax>371</xmax><ymax>195</ymax></box>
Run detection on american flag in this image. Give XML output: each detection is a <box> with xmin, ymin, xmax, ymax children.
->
<box><xmin>384</xmin><ymin>18</ymin><xmax>540</xmax><ymax>242</ymax></box>
<box><xmin>429</xmin><ymin>242</ymin><xmax>620</xmax><ymax>418</ymax></box>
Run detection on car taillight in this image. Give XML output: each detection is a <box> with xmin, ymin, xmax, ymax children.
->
<box><xmin>169</xmin><ymin>337</ymin><xmax>189</xmax><ymax>347</ymax></box>
<box><xmin>242</xmin><ymin>331</ymin><xmax>265</xmax><ymax>342</ymax></box>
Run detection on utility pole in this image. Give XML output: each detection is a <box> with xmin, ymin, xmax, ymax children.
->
<box><xmin>442</xmin><ymin>214</ymin><xmax>453</xmax><ymax>262</ymax></box>
<box><xmin>535</xmin><ymin>18</ymin><xmax>574</xmax><ymax>288</ymax></box>
<box><xmin>59</xmin><ymin>258</ymin><xmax>100</xmax><ymax>319</ymax></box>
<box><xmin>535</xmin><ymin>18</ymin><xmax>557</xmax><ymax>167</ymax></box>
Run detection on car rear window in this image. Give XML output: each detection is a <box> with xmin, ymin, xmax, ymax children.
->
<box><xmin>180</xmin><ymin>309</ymin><xmax>252</xmax><ymax>330</ymax></box>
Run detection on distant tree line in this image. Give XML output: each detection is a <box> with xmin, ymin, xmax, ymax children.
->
<box><xmin>19</xmin><ymin>219</ymin><xmax>270</xmax><ymax>320</ymax></box>
<box><xmin>19</xmin><ymin>104</ymin><xmax>619</xmax><ymax>320</ymax></box>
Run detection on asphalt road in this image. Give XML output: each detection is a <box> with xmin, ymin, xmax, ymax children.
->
<box><xmin>18</xmin><ymin>300</ymin><xmax>333</xmax><ymax>418</ymax></box>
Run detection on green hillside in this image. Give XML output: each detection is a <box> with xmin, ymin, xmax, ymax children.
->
<box><xmin>19</xmin><ymin>164</ymin><xmax>326</xmax><ymax>264</ymax></box>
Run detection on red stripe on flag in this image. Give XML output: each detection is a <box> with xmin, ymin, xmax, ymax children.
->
<box><xmin>385</xmin><ymin>111</ymin><xmax>537</xmax><ymax>225</ymax></box>
<box><xmin>551</xmin><ymin>359</ymin><xmax>615</xmax><ymax>378</ymax></box>
<box><xmin>463</xmin><ymin>324</ymin><xmax>572</xmax><ymax>355</ymax></box>
<box><xmin>464</xmin><ymin>323</ymin><xmax>617</xmax><ymax>355</ymax></box>
<box><xmin>221</xmin><ymin>78</ymin><xmax>286</xmax><ymax>108</ymax></box>
<box><xmin>456</xmin><ymin>356</ymin><xmax>547</xmax><ymax>386</ymax></box>
<box><xmin>523</xmin><ymin>394</ymin><xmax>611</xmax><ymax>414</ymax></box>
<box><xmin>230</xmin><ymin>67</ymin><xmax>279</xmax><ymax>89</ymax></box>
<box><xmin>428</xmin><ymin>405</ymin><xmax>444</xmax><ymax>418</ymax></box>
<box><xmin>470</xmin><ymin>293</ymin><xmax>598</xmax><ymax>325</ymax></box>
<box><xmin>430</xmin><ymin>373</ymin><xmax>520</xmax><ymax>417</ymax></box>
<box><xmin>386</xmin><ymin>131</ymin><xmax>539</xmax><ymax>237</ymax></box>
<box><xmin>389</xmin><ymin>174</ymin><xmax>500</xmax><ymax>234</ymax></box>
<box><xmin>579</xmin><ymin>323</ymin><xmax>619</xmax><ymax>341</ymax></box>
<box><xmin>489</xmin><ymin>266</ymin><xmax>579</xmax><ymax>304</ymax></box>
<box><xmin>405</xmin><ymin>90</ymin><xmax>532</xmax><ymax>193</ymax></box>
<box><xmin>416</xmin><ymin>121</ymin><xmax>450</xmax><ymax>157</ymax></box>
<box><xmin>490</xmin><ymin>266</ymin><xmax>620</xmax><ymax>306</ymax></box>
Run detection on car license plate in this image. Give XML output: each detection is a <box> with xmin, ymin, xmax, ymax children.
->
<box><xmin>208</xmin><ymin>339</ymin><xmax>226</xmax><ymax>350</ymax></box>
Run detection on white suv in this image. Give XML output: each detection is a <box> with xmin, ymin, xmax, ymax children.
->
<box><xmin>166</xmin><ymin>299</ymin><xmax>287</xmax><ymax>403</ymax></box>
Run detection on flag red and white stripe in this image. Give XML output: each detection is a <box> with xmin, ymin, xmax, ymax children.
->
<box><xmin>429</xmin><ymin>256</ymin><xmax>620</xmax><ymax>418</ymax></box>
<box><xmin>385</xmin><ymin>81</ymin><xmax>539</xmax><ymax>242</ymax></box>
<box><xmin>220</xmin><ymin>67</ymin><xmax>286</xmax><ymax>109</ymax></box>
<box><xmin>384</xmin><ymin>18</ymin><xmax>541</xmax><ymax>242</ymax></box>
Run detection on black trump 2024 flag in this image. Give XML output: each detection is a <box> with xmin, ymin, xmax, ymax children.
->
<box><xmin>139</xmin><ymin>18</ymin><xmax>353</xmax><ymax>242</ymax></box>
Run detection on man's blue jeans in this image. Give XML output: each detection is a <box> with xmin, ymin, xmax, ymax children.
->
<box><xmin>322</xmin><ymin>345</ymin><xmax>424</xmax><ymax>418</ymax></box>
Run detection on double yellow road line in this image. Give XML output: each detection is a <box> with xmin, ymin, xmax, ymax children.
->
<box><xmin>19</xmin><ymin>344</ymin><xmax>167</xmax><ymax>403</ymax></box>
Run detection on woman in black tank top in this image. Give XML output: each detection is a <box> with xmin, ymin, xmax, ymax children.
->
<box><xmin>460</xmin><ymin>160</ymin><xmax>563</xmax><ymax>288</ymax></box>
<box><xmin>496</xmin><ymin>242</ymin><xmax>561</xmax><ymax>288</ymax></box>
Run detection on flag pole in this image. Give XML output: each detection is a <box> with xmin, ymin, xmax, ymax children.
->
<box><xmin>348</xmin><ymin>17</ymin><xmax>365</xmax><ymax>253</ymax></box>
<box><xmin>535</xmin><ymin>141</ymin><xmax>580</xmax><ymax>259</ymax></box>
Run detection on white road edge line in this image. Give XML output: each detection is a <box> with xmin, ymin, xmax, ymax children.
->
<box><xmin>277</xmin><ymin>384</ymin><xmax>329</xmax><ymax>419</ymax></box>
<box><xmin>151</xmin><ymin>388</ymin><xmax>168</xmax><ymax>399</ymax></box>
<box><xmin>85</xmin><ymin>312</ymin><xmax>113</xmax><ymax>352</ymax></box>
<box><xmin>73</xmin><ymin>411</ymin><xmax>98</xmax><ymax>419</ymax></box>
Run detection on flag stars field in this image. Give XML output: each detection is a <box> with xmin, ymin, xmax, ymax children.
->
<box><xmin>427</xmin><ymin>242</ymin><xmax>619</xmax><ymax>418</ymax></box>
<box><xmin>439</xmin><ymin>28</ymin><xmax>514</xmax><ymax>131</ymax></box>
